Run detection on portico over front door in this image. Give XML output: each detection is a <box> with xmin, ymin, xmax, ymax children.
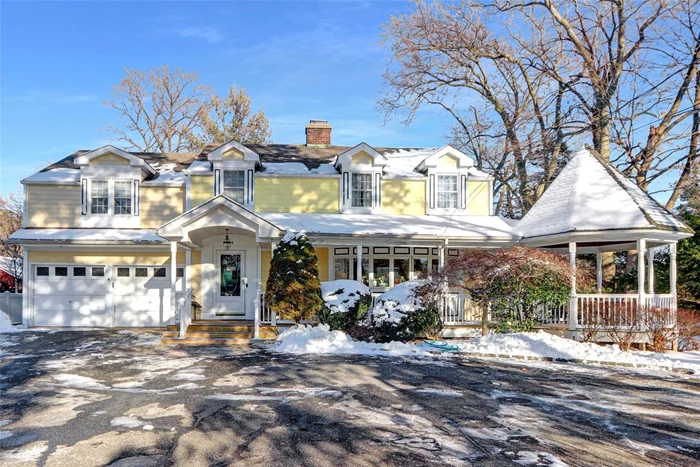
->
<box><xmin>214</xmin><ymin>250</ymin><xmax>246</xmax><ymax>318</ymax></box>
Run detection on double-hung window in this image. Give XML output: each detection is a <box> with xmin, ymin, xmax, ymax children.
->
<box><xmin>437</xmin><ymin>175</ymin><xmax>458</xmax><ymax>209</ymax></box>
<box><xmin>351</xmin><ymin>173</ymin><xmax>372</xmax><ymax>208</ymax></box>
<box><xmin>114</xmin><ymin>181</ymin><xmax>132</xmax><ymax>215</ymax></box>
<box><xmin>223</xmin><ymin>170</ymin><xmax>245</xmax><ymax>204</ymax></box>
<box><xmin>91</xmin><ymin>180</ymin><xmax>109</xmax><ymax>214</ymax></box>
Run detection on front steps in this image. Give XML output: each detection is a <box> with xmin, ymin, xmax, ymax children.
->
<box><xmin>159</xmin><ymin>320</ymin><xmax>278</xmax><ymax>346</ymax></box>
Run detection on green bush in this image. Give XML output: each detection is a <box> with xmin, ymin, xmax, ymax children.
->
<box><xmin>319</xmin><ymin>280</ymin><xmax>372</xmax><ymax>332</ymax></box>
<box><xmin>264</xmin><ymin>232</ymin><xmax>323</xmax><ymax>323</ymax></box>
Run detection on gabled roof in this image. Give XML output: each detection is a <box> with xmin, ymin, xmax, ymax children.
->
<box><xmin>73</xmin><ymin>145</ymin><xmax>157</xmax><ymax>176</ymax></box>
<box><xmin>416</xmin><ymin>145</ymin><xmax>474</xmax><ymax>172</ymax></box>
<box><xmin>334</xmin><ymin>143</ymin><xmax>389</xmax><ymax>169</ymax></box>
<box><xmin>518</xmin><ymin>148</ymin><xmax>693</xmax><ymax>239</ymax></box>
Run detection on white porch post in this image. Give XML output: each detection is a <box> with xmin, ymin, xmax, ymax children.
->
<box><xmin>647</xmin><ymin>246</ymin><xmax>655</xmax><ymax>296</ymax></box>
<box><xmin>637</xmin><ymin>238</ymin><xmax>646</xmax><ymax>308</ymax></box>
<box><xmin>568</xmin><ymin>242</ymin><xmax>578</xmax><ymax>331</ymax></box>
<box><xmin>356</xmin><ymin>243</ymin><xmax>362</xmax><ymax>283</ymax></box>
<box><xmin>170</xmin><ymin>242</ymin><xmax>178</xmax><ymax>322</ymax></box>
<box><xmin>21</xmin><ymin>249</ymin><xmax>30</xmax><ymax>327</ymax></box>
<box><xmin>185</xmin><ymin>249</ymin><xmax>192</xmax><ymax>320</ymax></box>
<box><xmin>596</xmin><ymin>252</ymin><xmax>603</xmax><ymax>294</ymax></box>
<box><xmin>270</xmin><ymin>242</ymin><xmax>276</xmax><ymax>326</ymax></box>
<box><xmin>254</xmin><ymin>244</ymin><xmax>262</xmax><ymax>339</ymax></box>
<box><xmin>670</xmin><ymin>242</ymin><xmax>678</xmax><ymax>310</ymax></box>
<box><xmin>438</xmin><ymin>244</ymin><xmax>445</xmax><ymax>270</ymax></box>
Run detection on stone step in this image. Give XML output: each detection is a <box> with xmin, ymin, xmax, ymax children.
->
<box><xmin>184</xmin><ymin>331</ymin><xmax>277</xmax><ymax>339</ymax></box>
<box><xmin>159</xmin><ymin>337</ymin><xmax>274</xmax><ymax>346</ymax></box>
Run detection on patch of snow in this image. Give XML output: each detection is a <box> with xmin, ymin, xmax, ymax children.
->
<box><xmin>206</xmin><ymin>394</ymin><xmax>298</xmax><ymax>402</ymax></box>
<box><xmin>274</xmin><ymin>324</ymin><xmax>432</xmax><ymax>357</ymax></box>
<box><xmin>372</xmin><ymin>280</ymin><xmax>425</xmax><ymax>325</ymax></box>
<box><xmin>52</xmin><ymin>373</ymin><xmax>109</xmax><ymax>390</ymax></box>
<box><xmin>513</xmin><ymin>451</ymin><xmax>568</xmax><ymax>466</ymax></box>
<box><xmin>0</xmin><ymin>420</ymin><xmax>12</xmax><ymax>427</ymax></box>
<box><xmin>111</xmin><ymin>416</ymin><xmax>146</xmax><ymax>429</ymax></box>
<box><xmin>22</xmin><ymin>168</ymin><xmax>80</xmax><ymax>184</ymax></box>
<box><xmin>142</xmin><ymin>424</ymin><xmax>154</xmax><ymax>431</ymax></box>
<box><xmin>321</xmin><ymin>280</ymin><xmax>370</xmax><ymax>314</ymax></box>
<box><xmin>257</xmin><ymin>387</ymin><xmax>343</xmax><ymax>397</ymax></box>
<box><xmin>381</xmin><ymin>148</ymin><xmax>435</xmax><ymax>179</ymax></box>
<box><xmin>0</xmin><ymin>430</ymin><xmax>12</xmax><ymax>440</ymax></box>
<box><xmin>262</xmin><ymin>162</ymin><xmax>338</xmax><ymax>175</ymax></box>
<box><xmin>184</xmin><ymin>160</ymin><xmax>212</xmax><ymax>174</ymax></box>
<box><xmin>9</xmin><ymin>228</ymin><xmax>165</xmax><ymax>243</ymax></box>
<box><xmin>414</xmin><ymin>388</ymin><xmax>463</xmax><ymax>397</ymax></box>
<box><xmin>281</xmin><ymin>231</ymin><xmax>305</xmax><ymax>245</ymax></box>
<box><xmin>0</xmin><ymin>309</ymin><xmax>19</xmax><ymax>333</ymax></box>
<box><xmin>456</xmin><ymin>331</ymin><xmax>700</xmax><ymax>374</ymax></box>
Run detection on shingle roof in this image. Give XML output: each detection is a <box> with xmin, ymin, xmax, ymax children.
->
<box><xmin>517</xmin><ymin>148</ymin><xmax>692</xmax><ymax>238</ymax></box>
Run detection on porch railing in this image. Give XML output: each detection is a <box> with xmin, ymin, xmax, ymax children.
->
<box><xmin>577</xmin><ymin>293</ymin><xmax>675</xmax><ymax>329</ymax></box>
<box><xmin>176</xmin><ymin>288</ymin><xmax>193</xmax><ymax>339</ymax></box>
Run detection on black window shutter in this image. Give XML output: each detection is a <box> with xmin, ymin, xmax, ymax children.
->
<box><xmin>81</xmin><ymin>179</ymin><xmax>88</xmax><ymax>215</ymax></box>
<box><xmin>133</xmin><ymin>180</ymin><xmax>140</xmax><ymax>216</ymax></box>
<box><xmin>246</xmin><ymin>169</ymin><xmax>254</xmax><ymax>205</ymax></box>
<box><xmin>429</xmin><ymin>174</ymin><xmax>435</xmax><ymax>210</ymax></box>
<box><xmin>214</xmin><ymin>169</ymin><xmax>221</xmax><ymax>196</ymax></box>
<box><xmin>461</xmin><ymin>174</ymin><xmax>467</xmax><ymax>210</ymax></box>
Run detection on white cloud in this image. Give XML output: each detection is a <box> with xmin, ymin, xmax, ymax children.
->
<box><xmin>173</xmin><ymin>27</ymin><xmax>226</xmax><ymax>44</ymax></box>
<box><xmin>6</xmin><ymin>91</ymin><xmax>98</xmax><ymax>105</ymax></box>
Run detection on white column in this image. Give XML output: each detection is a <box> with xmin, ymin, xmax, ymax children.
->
<box><xmin>21</xmin><ymin>249</ymin><xmax>30</xmax><ymax>327</ymax></box>
<box><xmin>270</xmin><ymin>242</ymin><xmax>276</xmax><ymax>326</ymax></box>
<box><xmin>170</xmin><ymin>242</ymin><xmax>178</xmax><ymax>322</ymax></box>
<box><xmin>670</xmin><ymin>242</ymin><xmax>677</xmax><ymax>306</ymax></box>
<box><xmin>356</xmin><ymin>244</ymin><xmax>362</xmax><ymax>283</ymax></box>
<box><xmin>647</xmin><ymin>246</ymin><xmax>655</xmax><ymax>296</ymax></box>
<box><xmin>596</xmin><ymin>252</ymin><xmax>603</xmax><ymax>294</ymax></box>
<box><xmin>637</xmin><ymin>238</ymin><xmax>646</xmax><ymax>299</ymax></box>
<box><xmin>254</xmin><ymin>244</ymin><xmax>262</xmax><ymax>339</ymax></box>
<box><xmin>185</xmin><ymin>250</ymin><xmax>191</xmax><ymax>293</ymax></box>
<box><xmin>438</xmin><ymin>246</ymin><xmax>445</xmax><ymax>270</ymax></box>
<box><xmin>568</xmin><ymin>242</ymin><xmax>578</xmax><ymax>331</ymax></box>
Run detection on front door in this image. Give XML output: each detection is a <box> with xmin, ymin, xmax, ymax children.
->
<box><xmin>214</xmin><ymin>251</ymin><xmax>246</xmax><ymax>318</ymax></box>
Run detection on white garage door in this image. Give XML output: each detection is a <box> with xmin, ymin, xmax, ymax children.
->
<box><xmin>113</xmin><ymin>265</ymin><xmax>175</xmax><ymax>327</ymax></box>
<box><xmin>33</xmin><ymin>265</ymin><xmax>110</xmax><ymax>327</ymax></box>
<box><xmin>33</xmin><ymin>264</ymin><xmax>183</xmax><ymax>327</ymax></box>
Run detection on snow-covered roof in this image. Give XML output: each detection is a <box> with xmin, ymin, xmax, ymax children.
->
<box><xmin>518</xmin><ymin>148</ymin><xmax>692</xmax><ymax>239</ymax></box>
<box><xmin>22</xmin><ymin>168</ymin><xmax>80</xmax><ymax>185</ymax></box>
<box><xmin>8</xmin><ymin>229</ymin><xmax>166</xmax><ymax>245</ymax></box>
<box><xmin>260</xmin><ymin>162</ymin><xmax>338</xmax><ymax>176</ymax></box>
<box><xmin>381</xmin><ymin>148</ymin><xmax>435</xmax><ymax>179</ymax></box>
<box><xmin>259</xmin><ymin>212</ymin><xmax>518</xmax><ymax>240</ymax></box>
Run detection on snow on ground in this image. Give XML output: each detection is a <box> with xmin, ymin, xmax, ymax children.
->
<box><xmin>273</xmin><ymin>324</ymin><xmax>432</xmax><ymax>357</ymax></box>
<box><xmin>274</xmin><ymin>325</ymin><xmax>700</xmax><ymax>375</ymax></box>
<box><xmin>321</xmin><ymin>280</ymin><xmax>370</xmax><ymax>314</ymax></box>
<box><xmin>454</xmin><ymin>331</ymin><xmax>700</xmax><ymax>373</ymax></box>
<box><xmin>0</xmin><ymin>309</ymin><xmax>19</xmax><ymax>333</ymax></box>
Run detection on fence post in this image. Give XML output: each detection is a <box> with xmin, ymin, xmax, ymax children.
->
<box><xmin>568</xmin><ymin>242</ymin><xmax>578</xmax><ymax>331</ymax></box>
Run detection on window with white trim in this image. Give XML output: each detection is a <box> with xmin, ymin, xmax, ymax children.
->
<box><xmin>351</xmin><ymin>173</ymin><xmax>372</xmax><ymax>207</ymax></box>
<box><xmin>91</xmin><ymin>180</ymin><xmax>109</xmax><ymax>214</ymax></box>
<box><xmin>114</xmin><ymin>181</ymin><xmax>132</xmax><ymax>215</ymax></box>
<box><xmin>223</xmin><ymin>170</ymin><xmax>245</xmax><ymax>203</ymax></box>
<box><xmin>437</xmin><ymin>175</ymin><xmax>458</xmax><ymax>209</ymax></box>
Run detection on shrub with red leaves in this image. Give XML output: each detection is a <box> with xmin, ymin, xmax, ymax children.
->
<box><xmin>678</xmin><ymin>308</ymin><xmax>700</xmax><ymax>351</ymax></box>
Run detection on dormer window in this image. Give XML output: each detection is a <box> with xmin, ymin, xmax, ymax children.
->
<box><xmin>437</xmin><ymin>175</ymin><xmax>458</xmax><ymax>209</ymax></box>
<box><xmin>223</xmin><ymin>170</ymin><xmax>246</xmax><ymax>204</ymax></box>
<box><xmin>85</xmin><ymin>179</ymin><xmax>137</xmax><ymax>217</ymax></box>
<box><xmin>351</xmin><ymin>173</ymin><xmax>373</xmax><ymax>208</ymax></box>
<box><xmin>114</xmin><ymin>181</ymin><xmax>133</xmax><ymax>215</ymax></box>
<box><xmin>91</xmin><ymin>180</ymin><xmax>109</xmax><ymax>214</ymax></box>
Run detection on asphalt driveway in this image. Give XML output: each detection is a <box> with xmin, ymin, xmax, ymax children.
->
<box><xmin>0</xmin><ymin>330</ymin><xmax>699</xmax><ymax>466</ymax></box>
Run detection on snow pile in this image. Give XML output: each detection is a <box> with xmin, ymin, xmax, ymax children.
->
<box><xmin>456</xmin><ymin>331</ymin><xmax>700</xmax><ymax>373</ymax></box>
<box><xmin>371</xmin><ymin>280</ymin><xmax>426</xmax><ymax>324</ymax></box>
<box><xmin>0</xmin><ymin>310</ymin><xmax>19</xmax><ymax>333</ymax></box>
<box><xmin>274</xmin><ymin>324</ymin><xmax>431</xmax><ymax>357</ymax></box>
<box><xmin>321</xmin><ymin>280</ymin><xmax>371</xmax><ymax>314</ymax></box>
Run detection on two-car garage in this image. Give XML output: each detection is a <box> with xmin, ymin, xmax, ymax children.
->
<box><xmin>31</xmin><ymin>264</ymin><xmax>180</xmax><ymax>327</ymax></box>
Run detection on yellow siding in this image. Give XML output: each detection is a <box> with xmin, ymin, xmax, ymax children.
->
<box><xmin>91</xmin><ymin>153</ymin><xmax>130</xmax><ymax>166</ymax></box>
<box><xmin>190</xmin><ymin>175</ymin><xmax>214</xmax><ymax>207</ymax></box>
<box><xmin>27</xmin><ymin>185</ymin><xmax>81</xmax><ymax>228</ymax></box>
<box><xmin>190</xmin><ymin>250</ymin><xmax>202</xmax><ymax>301</ymax></box>
<box><xmin>222</xmin><ymin>148</ymin><xmax>244</xmax><ymax>160</ymax></box>
<box><xmin>467</xmin><ymin>180</ymin><xmax>491</xmax><ymax>215</ymax></box>
<box><xmin>382</xmin><ymin>180</ymin><xmax>426</xmax><ymax>215</ymax></box>
<box><xmin>254</xmin><ymin>178</ymin><xmax>339</xmax><ymax>213</ymax></box>
<box><xmin>351</xmin><ymin>151</ymin><xmax>373</xmax><ymax>165</ymax></box>
<box><xmin>437</xmin><ymin>154</ymin><xmax>459</xmax><ymax>168</ymax></box>
<box><xmin>139</xmin><ymin>186</ymin><xmax>185</xmax><ymax>228</ymax></box>
<box><xmin>260</xmin><ymin>247</ymin><xmax>328</xmax><ymax>289</ymax></box>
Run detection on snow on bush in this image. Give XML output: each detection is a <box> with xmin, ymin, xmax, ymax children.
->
<box><xmin>456</xmin><ymin>330</ymin><xmax>700</xmax><ymax>373</ymax></box>
<box><xmin>372</xmin><ymin>281</ymin><xmax>425</xmax><ymax>324</ymax></box>
<box><xmin>370</xmin><ymin>280</ymin><xmax>442</xmax><ymax>342</ymax></box>
<box><xmin>321</xmin><ymin>280</ymin><xmax>371</xmax><ymax>314</ymax></box>
<box><xmin>319</xmin><ymin>280</ymin><xmax>372</xmax><ymax>332</ymax></box>
<box><xmin>274</xmin><ymin>324</ymin><xmax>431</xmax><ymax>357</ymax></box>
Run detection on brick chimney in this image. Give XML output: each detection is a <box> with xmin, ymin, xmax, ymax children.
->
<box><xmin>305</xmin><ymin>119</ymin><xmax>332</xmax><ymax>146</ymax></box>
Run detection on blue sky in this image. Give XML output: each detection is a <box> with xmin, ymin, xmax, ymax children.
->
<box><xmin>1</xmin><ymin>0</ymin><xmax>452</xmax><ymax>197</ymax></box>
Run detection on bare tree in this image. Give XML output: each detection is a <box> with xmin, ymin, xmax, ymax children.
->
<box><xmin>0</xmin><ymin>194</ymin><xmax>23</xmax><ymax>292</ymax></box>
<box><xmin>105</xmin><ymin>66</ymin><xmax>210</xmax><ymax>153</ymax></box>
<box><xmin>185</xmin><ymin>85</ymin><xmax>272</xmax><ymax>150</ymax></box>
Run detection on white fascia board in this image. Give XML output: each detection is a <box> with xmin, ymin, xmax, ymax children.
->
<box><xmin>519</xmin><ymin>228</ymin><xmax>693</xmax><ymax>246</ymax></box>
<box><xmin>416</xmin><ymin>145</ymin><xmax>475</xmax><ymax>172</ymax></box>
<box><xmin>74</xmin><ymin>145</ymin><xmax>157</xmax><ymax>176</ymax></box>
<box><xmin>255</xmin><ymin>173</ymin><xmax>341</xmax><ymax>179</ymax></box>
<box><xmin>334</xmin><ymin>142</ymin><xmax>388</xmax><ymax>170</ymax></box>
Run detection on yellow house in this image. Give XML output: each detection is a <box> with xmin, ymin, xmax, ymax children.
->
<box><xmin>10</xmin><ymin>119</ymin><xmax>515</xmax><ymax>330</ymax></box>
